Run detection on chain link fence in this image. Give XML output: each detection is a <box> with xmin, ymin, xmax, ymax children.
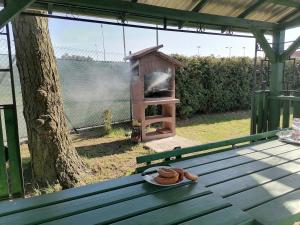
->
<box><xmin>0</xmin><ymin>38</ymin><xmax>132</xmax><ymax>140</ymax></box>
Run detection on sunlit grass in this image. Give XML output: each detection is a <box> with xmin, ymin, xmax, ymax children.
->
<box><xmin>21</xmin><ymin>110</ymin><xmax>251</xmax><ymax>195</ymax></box>
<box><xmin>176</xmin><ymin>111</ymin><xmax>250</xmax><ymax>143</ymax></box>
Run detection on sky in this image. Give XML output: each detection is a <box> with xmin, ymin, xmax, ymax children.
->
<box><xmin>2</xmin><ymin>14</ymin><xmax>298</xmax><ymax>59</ymax></box>
<box><xmin>48</xmin><ymin>17</ymin><xmax>300</xmax><ymax>59</ymax></box>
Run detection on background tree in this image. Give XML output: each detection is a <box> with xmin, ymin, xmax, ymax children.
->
<box><xmin>12</xmin><ymin>12</ymin><xmax>86</xmax><ymax>189</ymax></box>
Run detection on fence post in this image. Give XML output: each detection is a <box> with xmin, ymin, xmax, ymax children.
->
<box><xmin>294</xmin><ymin>100</ymin><xmax>300</xmax><ymax>119</ymax></box>
<box><xmin>250</xmin><ymin>92</ymin><xmax>257</xmax><ymax>135</ymax></box>
<box><xmin>0</xmin><ymin>111</ymin><xmax>9</xmax><ymax>200</ymax></box>
<box><xmin>257</xmin><ymin>92</ymin><xmax>264</xmax><ymax>133</ymax></box>
<box><xmin>4</xmin><ymin>106</ymin><xmax>24</xmax><ymax>198</ymax></box>
<box><xmin>282</xmin><ymin>99</ymin><xmax>290</xmax><ymax>128</ymax></box>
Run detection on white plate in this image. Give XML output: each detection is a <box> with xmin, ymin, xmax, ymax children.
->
<box><xmin>142</xmin><ymin>166</ymin><xmax>188</xmax><ymax>186</ymax></box>
<box><xmin>277</xmin><ymin>130</ymin><xmax>300</xmax><ymax>145</ymax></box>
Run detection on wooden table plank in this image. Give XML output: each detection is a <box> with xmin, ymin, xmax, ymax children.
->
<box><xmin>179</xmin><ymin>206</ymin><xmax>254</xmax><ymax>225</ymax></box>
<box><xmin>110</xmin><ymin>193</ymin><xmax>231</xmax><ymax>225</ymax></box>
<box><xmin>177</xmin><ymin>144</ymin><xmax>299</xmax><ymax>177</ymax></box>
<box><xmin>0</xmin><ymin>182</ymin><xmax>208</xmax><ymax>225</ymax></box>
<box><xmin>209</xmin><ymin>159</ymin><xmax>300</xmax><ymax>197</ymax></box>
<box><xmin>170</xmin><ymin>140</ymin><xmax>285</xmax><ymax>169</ymax></box>
<box><xmin>0</xmin><ymin>173</ymin><xmax>144</xmax><ymax>217</ymax></box>
<box><xmin>247</xmin><ymin>189</ymin><xmax>300</xmax><ymax>225</ymax></box>
<box><xmin>196</xmin><ymin>149</ymin><xmax>300</xmax><ymax>187</ymax></box>
<box><xmin>226</xmin><ymin>172</ymin><xmax>300</xmax><ymax>210</ymax></box>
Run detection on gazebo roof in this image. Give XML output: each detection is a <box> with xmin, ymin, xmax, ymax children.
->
<box><xmin>1</xmin><ymin>0</ymin><xmax>300</xmax><ymax>33</ymax></box>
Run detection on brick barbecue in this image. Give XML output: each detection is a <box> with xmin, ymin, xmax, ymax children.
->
<box><xmin>125</xmin><ymin>45</ymin><xmax>182</xmax><ymax>142</ymax></box>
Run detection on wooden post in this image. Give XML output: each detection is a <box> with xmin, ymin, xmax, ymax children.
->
<box><xmin>282</xmin><ymin>100</ymin><xmax>291</xmax><ymax>128</ymax></box>
<box><xmin>0</xmin><ymin>110</ymin><xmax>9</xmax><ymax>200</ymax></box>
<box><xmin>4</xmin><ymin>106</ymin><xmax>24</xmax><ymax>197</ymax></box>
<box><xmin>268</xmin><ymin>29</ymin><xmax>285</xmax><ymax>130</ymax></box>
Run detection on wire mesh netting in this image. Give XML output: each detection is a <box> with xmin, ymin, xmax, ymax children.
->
<box><xmin>0</xmin><ymin>38</ymin><xmax>132</xmax><ymax>140</ymax></box>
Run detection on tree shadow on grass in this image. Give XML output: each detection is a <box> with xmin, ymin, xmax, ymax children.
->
<box><xmin>76</xmin><ymin>139</ymin><xmax>136</xmax><ymax>158</ymax></box>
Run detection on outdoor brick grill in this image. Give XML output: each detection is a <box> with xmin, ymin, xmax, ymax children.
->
<box><xmin>126</xmin><ymin>45</ymin><xmax>182</xmax><ymax>141</ymax></box>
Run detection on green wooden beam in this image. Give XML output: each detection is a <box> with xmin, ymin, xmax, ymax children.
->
<box><xmin>252</xmin><ymin>29</ymin><xmax>276</xmax><ymax>63</ymax></box>
<box><xmin>280</xmin><ymin>35</ymin><xmax>300</xmax><ymax>61</ymax></box>
<box><xmin>0</xmin><ymin>0</ymin><xmax>35</xmax><ymax>29</ymax></box>
<box><xmin>268</xmin><ymin>29</ymin><xmax>285</xmax><ymax>130</ymax></box>
<box><xmin>31</xmin><ymin>0</ymin><xmax>276</xmax><ymax>30</ymax></box>
<box><xmin>4</xmin><ymin>106</ymin><xmax>24</xmax><ymax>198</ymax></box>
<box><xmin>266</xmin><ymin>0</ymin><xmax>300</xmax><ymax>8</ymax></box>
<box><xmin>280</xmin><ymin>14</ymin><xmax>300</xmax><ymax>29</ymax></box>
<box><xmin>179</xmin><ymin>0</ymin><xmax>209</xmax><ymax>28</ymax></box>
<box><xmin>238</xmin><ymin>0</ymin><xmax>267</xmax><ymax>18</ymax></box>
<box><xmin>0</xmin><ymin>112</ymin><xmax>9</xmax><ymax>200</ymax></box>
<box><xmin>137</xmin><ymin>130</ymin><xmax>278</xmax><ymax>164</ymax></box>
<box><xmin>191</xmin><ymin>0</ymin><xmax>210</xmax><ymax>12</ymax></box>
<box><xmin>278</xmin><ymin>9</ymin><xmax>299</xmax><ymax>23</ymax></box>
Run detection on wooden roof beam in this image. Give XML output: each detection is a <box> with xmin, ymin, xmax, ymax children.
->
<box><xmin>31</xmin><ymin>0</ymin><xmax>276</xmax><ymax>31</ymax></box>
<box><xmin>0</xmin><ymin>0</ymin><xmax>35</xmax><ymax>29</ymax></box>
<box><xmin>238</xmin><ymin>0</ymin><xmax>267</xmax><ymax>18</ymax></box>
<box><xmin>252</xmin><ymin>29</ymin><xmax>276</xmax><ymax>63</ymax></box>
<box><xmin>266</xmin><ymin>0</ymin><xmax>300</xmax><ymax>8</ymax></box>
<box><xmin>280</xmin><ymin>35</ymin><xmax>300</xmax><ymax>61</ymax></box>
<box><xmin>191</xmin><ymin>0</ymin><xmax>210</xmax><ymax>12</ymax></box>
<box><xmin>280</xmin><ymin>13</ymin><xmax>300</xmax><ymax>29</ymax></box>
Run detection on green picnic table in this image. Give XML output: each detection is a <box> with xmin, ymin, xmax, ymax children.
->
<box><xmin>1</xmin><ymin>139</ymin><xmax>300</xmax><ymax>225</ymax></box>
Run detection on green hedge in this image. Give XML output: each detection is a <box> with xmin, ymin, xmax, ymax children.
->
<box><xmin>174</xmin><ymin>56</ymin><xmax>253</xmax><ymax>118</ymax></box>
<box><xmin>174</xmin><ymin>55</ymin><xmax>300</xmax><ymax>119</ymax></box>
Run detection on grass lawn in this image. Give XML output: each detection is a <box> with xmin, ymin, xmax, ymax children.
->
<box><xmin>177</xmin><ymin>110</ymin><xmax>250</xmax><ymax>143</ymax></box>
<box><xmin>21</xmin><ymin>110</ymin><xmax>250</xmax><ymax>195</ymax></box>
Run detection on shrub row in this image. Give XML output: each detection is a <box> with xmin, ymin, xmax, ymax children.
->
<box><xmin>174</xmin><ymin>55</ymin><xmax>300</xmax><ymax>118</ymax></box>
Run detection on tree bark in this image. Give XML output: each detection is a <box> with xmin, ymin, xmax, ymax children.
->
<box><xmin>12</xmin><ymin>12</ymin><xmax>86</xmax><ymax>189</ymax></box>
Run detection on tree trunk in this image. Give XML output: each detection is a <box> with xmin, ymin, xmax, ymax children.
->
<box><xmin>12</xmin><ymin>13</ymin><xmax>86</xmax><ymax>189</ymax></box>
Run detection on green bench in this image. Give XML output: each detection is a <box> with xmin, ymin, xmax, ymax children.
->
<box><xmin>0</xmin><ymin>105</ymin><xmax>24</xmax><ymax>200</ymax></box>
<box><xmin>135</xmin><ymin>130</ymin><xmax>279</xmax><ymax>173</ymax></box>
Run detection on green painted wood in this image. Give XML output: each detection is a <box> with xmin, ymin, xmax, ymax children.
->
<box><xmin>179</xmin><ymin>206</ymin><xmax>254</xmax><ymax>225</ymax></box>
<box><xmin>29</xmin><ymin>0</ymin><xmax>277</xmax><ymax>31</ymax></box>
<box><xmin>282</xmin><ymin>14</ymin><xmax>300</xmax><ymax>29</ymax></box>
<box><xmin>262</xmin><ymin>92</ymin><xmax>269</xmax><ymax>132</ymax></box>
<box><xmin>247</xmin><ymin>189</ymin><xmax>300</xmax><ymax>225</ymax></box>
<box><xmin>280</xmin><ymin>35</ymin><xmax>300</xmax><ymax>61</ymax></box>
<box><xmin>269</xmin><ymin>95</ymin><xmax>300</xmax><ymax>102</ymax></box>
<box><xmin>210</xmin><ymin>158</ymin><xmax>300</xmax><ymax>197</ymax></box>
<box><xmin>110</xmin><ymin>194</ymin><xmax>232</xmax><ymax>225</ymax></box>
<box><xmin>137</xmin><ymin>131</ymin><xmax>278</xmax><ymax>164</ymax></box>
<box><xmin>38</xmin><ymin>182</ymin><xmax>209</xmax><ymax>225</ymax></box>
<box><xmin>257</xmin><ymin>92</ymin><xmax>264</xmax><ymax>133</ymax></box>
<box><xmin>251</xmin><ymin>94</ymin><xmax>257</xmax><ymax>134</ymax></box>
<box><xmin>0</xmin><ymin>113</ymin><xmax>9</xmax><ymax>200</ymax></box>
<box><xmin>282</xmin><ymin>100</ymin><xmax>291</xmax><ymax>128</ymax></box>
<box><xmin>191</xmin><ymin>0</ymin><xmax>209</xmax><ymax>12</ymax></box>
<box><xmin>238</xmin><ymin>0</ymin><xmax>267</xmax><ymax>18</ymax></box>
<box><xmin>185</xmin><ymin>143</ymin><xmax>300</xmax><ymax>177</ymax></box>
<box><xmin>0</xmin><ymin>0</ymin><xmax>35</xmax><ymax>29</ymax></box>
<box><xmin>170</xmin><ymin>140</ymin><xmax>285</xmax><ymax>169</ymax></box>
<box><xmin>293</xmin><ymin>100</ymin><xmax>300</xmax><ymax>118</ymax></box>
<box><xmin>269</xmin><ymin>29</ymin><xmax>285</xmax><ymax>131</ymax></box>
<box><xmin>252</xmin><ymin>29</ymin><xmax>276</xmax><ymax>63</ymax></box>
<box><xmin>266</xmin><ymin>0</ymin><xmax>300</xmax><ymax>8</ymax></box>
<box><xmin>0</xmin><ymin>181</ymin><xmax>204</xmax><ymax>225</ymax></box>
<box><xmin>0</xmin><ymin>173</ymin><xmax>143</xmax><ymax>217</ymax></box>
<box><xmin>226</xmin><ymin>172</ymin><xmax>300</xmax><ymax>211</ymax></box>
<box><xmin>3</xmin><ymin>107</ymin><xmax>23</xmax><ymax>197</ymax></box>
<box><xmin>196</xmin><ymin>147</ymin><xmax>300</xmax><ymax>186</ymax></box>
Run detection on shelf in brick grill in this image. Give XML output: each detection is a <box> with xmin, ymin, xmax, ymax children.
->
<box><xmin>143</xmin><ymin>98</ymin><xmax>179</xmax><ymax>106</ymax></box>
